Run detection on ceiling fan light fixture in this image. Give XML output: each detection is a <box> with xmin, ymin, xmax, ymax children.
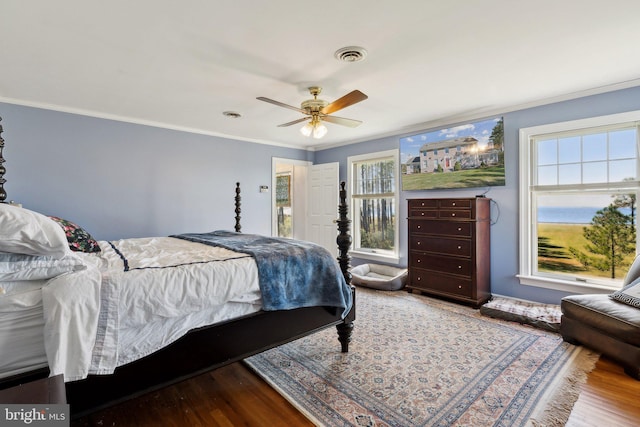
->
<box><xmin>301</xmin><ymin>116</ymin><xmax>328</xmax><ymax>139</ymax></box>
<box><xmin>300</xmin><ymin>122</ymin><xmax>314</xmax><ymax>137</ymax></box>
<box><xmin>313</xmin><ymin>123</ymin><xmax>328</xmax><ymax>139</ymax></box>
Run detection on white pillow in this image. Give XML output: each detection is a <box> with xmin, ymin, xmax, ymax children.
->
<box><xmin>0</xmin><ymin>252</ymin><xmax>86</xmax><ymax>281</ymax></box>
<box><xmin>0</xmin><ymin>203</ymin><xmax>70</xmax><ymax>258</ymax></box>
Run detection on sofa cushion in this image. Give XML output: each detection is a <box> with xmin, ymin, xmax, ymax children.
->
<box><xmin>561</xmin><ymin>294</ymin><xmax>640</xmax><ymax>347</ymax></box>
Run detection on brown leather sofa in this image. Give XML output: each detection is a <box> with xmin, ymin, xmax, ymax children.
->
<box><xmin>560</xmin><ymin>259</ymin><xmax>640</xmax><ymax>380</ymax></box>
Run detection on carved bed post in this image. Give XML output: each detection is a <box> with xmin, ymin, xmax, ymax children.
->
<box><xmin>234</xmin><ymin>182</ymin><xmax>241</xmax><ymax>233</ymax></box>
<box><xmin>336</xmin><ymin>181</ymin><xmax>354</xmax><ymax>352</ymax></box>
<box><xmin>336</xmin><ymin>181</ymin><xmax>352</xmax><ymax>285</ymax></box>
<box><xmin>0</xmin><ymin>116</ymin><xmax>6</xmax><ymax>203</ymax></box>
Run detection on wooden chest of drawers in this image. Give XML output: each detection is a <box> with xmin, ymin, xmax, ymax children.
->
<box><xmin>407</xmin><ymin>198</ymin><xmax>491</xmax><ymax>307</ymax></box>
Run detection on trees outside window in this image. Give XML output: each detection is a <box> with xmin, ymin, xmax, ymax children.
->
<box><xmin>348</xmin><ymin>150</ymin><xmax>399</xmax><ymax>263</ymax></box>
<box><xmin>519</xmin><ymin>111</ymin><xmax>640</xmax><ymax>292</ymax></box>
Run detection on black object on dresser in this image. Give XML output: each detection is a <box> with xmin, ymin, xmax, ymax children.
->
<box><xmin>407</xmin><ymin>198</ymin><xmax>491</xmax><ymax>307</ymax></box>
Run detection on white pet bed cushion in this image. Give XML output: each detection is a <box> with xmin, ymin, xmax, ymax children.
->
<box><xmin>350</xmin><ymin>264</ymin><xmax>407</xmax><ymax>291</ymax></box>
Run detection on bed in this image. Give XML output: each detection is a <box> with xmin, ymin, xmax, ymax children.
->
<box><xmin>0</xmin><ymin>118</ymin><xmax>356</xmax><ymax>416</ymax></box>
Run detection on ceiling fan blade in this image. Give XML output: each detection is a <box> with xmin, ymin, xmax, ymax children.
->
<box><xmin>277</xmin><ymin>117</ymin><xmax>310</xmax><ymax>127</ymax></box>
<box><xmin>257</xmin><ymin>97</ymin><xmax>307</xmax><ymax>114</ymax></box>
<box><xmin>321</xmin><ymin>115</ymin><xmax>362</xmax><ymax>128</ymax></box>
<box><xmin>321</xmin><ymin>90</ymin><xmax>368</xmax><ymax>115</ymax></box>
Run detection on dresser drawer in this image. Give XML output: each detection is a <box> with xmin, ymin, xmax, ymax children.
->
<box><xmin>408</xmin><ymin>208</ymin><xmax>438</xmax><ymax>218</ymax></box>
<box><xmin>408</xmin><ymin>199</ymin><xmax>438</xmax><ymax>209</ymax></box>
<box><xmin>410</xmin><ymin>253</ymin><xmax>472</xmax><ymax>276</ymax></box>
<box><xmin>438</xmin><ymin>199</ymin><xmax>472</xmax><ymax>209</ymax></box>
<box><xmin>409</xmin><ymin>270</ymin><xmax>472</xmax><ymax>298</ymax></box>
<box><xmin>408</xmin><ymin>199</ymin><xmax>475</xmax><ymax>219</ymax></box>
<box><xmin>409</xmin><ymin>235</ymin><xmax>471</xmax><ymax>257</ymax></box>
<box><xmin>409</xmin><ymin>219</ymin><xmax>472</xmax><ymax>238</ymax></box>
<box><xmin>438</xmin><ymin>209</ymin><xmax>472</xmax><ymax>220</ymax></box>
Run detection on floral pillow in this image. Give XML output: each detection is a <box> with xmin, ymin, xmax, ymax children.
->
<box><xmin>48</xmin><ymin>216</ymin><xmax>101</xmax><ymax>253</ymax></box>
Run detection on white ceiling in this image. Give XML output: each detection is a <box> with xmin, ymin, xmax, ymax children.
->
<box><xmin>2</xmin><ymin>1</ymin><xmax>640</xmax><ymax>150</ymax></box>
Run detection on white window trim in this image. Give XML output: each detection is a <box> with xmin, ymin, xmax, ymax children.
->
<box><xmin>347</xmin><ymin>149</ymin><xmax>400</xmax><ymax>264</ymax></box>
<box><xmin>518</xmin><ymin>110</ymin><xmax>640</xmax><ymax>293</ymax></box>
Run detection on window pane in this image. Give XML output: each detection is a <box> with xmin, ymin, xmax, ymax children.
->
<box><xmin>558</xmin><ymin>136</ymin><xmax>581</xmax><ymax>164</ymax></box>
<box><xmin>537</xmin><ymin>165</ymin><xmax>557</xmax><ymax>185</ymax></box>
<box><xmin>609</xmin><ymin>159</ymin><xmax>636</xmax><ymax>182</ymax></box>
<box><xmin>558</xmin><ymin>163</ymin><xmax>581</xmax><ymax>185</ymax></box>
<box><xmin>537</xmin><ymin>139</ymin><xmax>557</xmax><ymax>165</ymax></box>
<box><xmin>582</xmin><ymin>161</ymin><xmax>607</xmax><ymax>184</ymax></box>
<box><xmin>353</xmin><ymin>159</ymin><xmax>395</xmax><ymax>195</ymax></box>
<box><xmin>536</xmin><ymin>193</ymin><xmax>636</xmax><ymax>281</ymax></box>
<box><xmin>276</xmin><ymin>206</ymin><xmax>292</xmax><ymax>238</ymax></box>
<box><xmin>358</xmin><ymin>197</ymin><xmax>395</xmax><ymax>251</ymax></box>
<box><xmin>609</xmin><ymin>129</ymin><xmax>636</xmax><ymax>160</ymax></box>
<box><xmin>582</xmin><ymin>133</ymin><xmax>607</xmax><ymax>162</ymax></box>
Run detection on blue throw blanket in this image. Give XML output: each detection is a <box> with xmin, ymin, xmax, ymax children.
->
<box><xmin>172</xmin><ymin>231</ymin><xmax>352</xmax><ymax>318</ymax></box>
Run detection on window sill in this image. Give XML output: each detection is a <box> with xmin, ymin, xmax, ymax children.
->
<box><xmin>517</xmin><ymin>274</ymin><xmax>620</xmax><ymax>294</ymax></box>
<box><xmin>350</xmin><ymin>250</ymin><xmax>400</xmax><ymax>265</ymax></box>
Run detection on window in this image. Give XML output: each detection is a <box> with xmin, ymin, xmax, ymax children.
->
<box><xmin>519</xmin><ymin>111</ymin><xmax>640</xmax><ymax>292</ymax></box>
<box><xmin>275</xmin><ymin>173</ymin><xmax>292</xmax><ymax>238</ymax></box>
<box><xmin>348</xmin><ymin>149</ymin><xmax>399</xmax><ymax>263</ymax></box>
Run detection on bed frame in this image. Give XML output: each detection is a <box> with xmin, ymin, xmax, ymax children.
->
<box><xmin>70</xmin><ymin>182</ymin><xmax>355</xmax><ymax>417</ymax></box>
<box><xmin>0</xmin><ymin>121</ymin><xmax>355</xmax><ymax>417</ymax></box>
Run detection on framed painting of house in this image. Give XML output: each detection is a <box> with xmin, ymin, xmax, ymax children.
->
<box><xmin>400</xmin><ymin>117</ymin><xmax>505</xmax><ymax>190</ymax></box>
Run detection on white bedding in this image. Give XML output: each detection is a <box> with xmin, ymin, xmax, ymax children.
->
<box><xmin>0</xmin><ymin>280</ymin><xmax>49</xmax><ymax>378</ymax></box>
<box><xmin>41</xmin><ymin>237</ymin><xmax>262</xmax><ymax>381</ymax></box>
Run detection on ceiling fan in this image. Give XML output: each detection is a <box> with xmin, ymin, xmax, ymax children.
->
<box><xmin>257</xmin><ymin>86</ymin><xmax>368</xmax><ymax>139</ymax></box>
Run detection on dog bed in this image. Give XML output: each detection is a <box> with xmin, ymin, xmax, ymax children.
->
<box><xmin>480</xmin><ymin>296</ymin><xmax>561</xmax><ymax>332</ymax></box>
<box><xmin>350</xmin><ymin>264</ymin><xmax>408</xmax><ymax>291</ymax></box>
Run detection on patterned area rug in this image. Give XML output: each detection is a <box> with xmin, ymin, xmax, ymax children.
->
<box><xmin>245</xmin><ymin>288</ymin><xmax>598</xmax><ymax>427</ymax></box>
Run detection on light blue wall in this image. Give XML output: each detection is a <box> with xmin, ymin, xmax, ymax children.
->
<box><xmin>0</xmin><ymin>103</ymin><xmax>311</xmax><ymax>240</ymax></box>
<box><xmin>4</xmin><ymin>86</ymin><xmax>640</xmax><ymax>304</ymax></box>
<box><xmin>316</xmin><ymin>85</ymin><xmax>640</xmax><ymax>304</ymax></box>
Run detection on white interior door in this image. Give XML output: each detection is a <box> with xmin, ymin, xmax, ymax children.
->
<box><xmin>307</xmin><ymin>162</ymin><xmax>339</xmax><ymax>257</ymax></box>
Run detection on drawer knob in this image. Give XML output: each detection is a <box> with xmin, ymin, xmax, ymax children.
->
<box><xmin>417</xmin><ymin>225</ymin><xmax>421</xmax><ymax>229</ymax></box>
<box><xmin>457</xmin><ymin>245</ymin><xmax>461</xmax><ymax>249</ymax></box>
<box><xmin>417</xmin><ymin>277</ymin><xmax>421</xmax><ymax>281</ymax></box>
<box><xmin>421</xmin><ymin>202</ymin><xmax>425</xmax><ymax>206</ymax></box>
<box><xmin>421</xmin><ymin>212</ymin><xmax>425</xmax><ymax>216</ymax></box>
<box><xmin>458</xmin><ymin>265</ymin><xmax>462</xmax><ymax>269</ymax></box>
<box><xmin>458</xmin><ymin>285</ymin><xmax>462</xmax><ymax>289</ymax></box>
<box><xmin>452</xmin><ymin>202</ymin><xmax>456</xmax><ymax>206</ymax></box>
<box><xmin>457</xmin><ymin>227</ymin><xmax>462</xmax><ymax>231</ymax></box>
<box><xmin>417</xmin><ymin>259</ymin><xmax>421</xmax><ymax>263</ymax></box>
<box><xmin>451</xmin><ymin>213</ymin><xmax>456</xmax><ymax>217</ymax></box>
<box><xmin>417</xmin><ymin>241</ymin><xmax>421</xmax><ymax>245</ymax></box>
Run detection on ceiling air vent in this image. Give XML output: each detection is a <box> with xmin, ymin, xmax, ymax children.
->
<box><xmin>334</xmin><ymin>46</ymin><xmax>367</xmax><ymax>63</ymax></box>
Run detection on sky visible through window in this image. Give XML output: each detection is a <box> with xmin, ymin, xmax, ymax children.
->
<box><xmin>536</xmin><ymin>128</ymin><xmax>637</xmax><ymax>210</ymax></box>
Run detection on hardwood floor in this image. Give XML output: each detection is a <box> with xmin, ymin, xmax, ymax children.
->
<box><xmin>566</xmin><ymin>356</ymin><xmax>640</xmax><ymax>427</ymax></box>
<box><xmin>72</xmin><ymin>356</ymin><xmax>639</xmax><ymax>426</ymax></box>
<box><xmin>71</xmin><ymin>362</ymin><xmax>313</xmax><ymax>427</ymax></box>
